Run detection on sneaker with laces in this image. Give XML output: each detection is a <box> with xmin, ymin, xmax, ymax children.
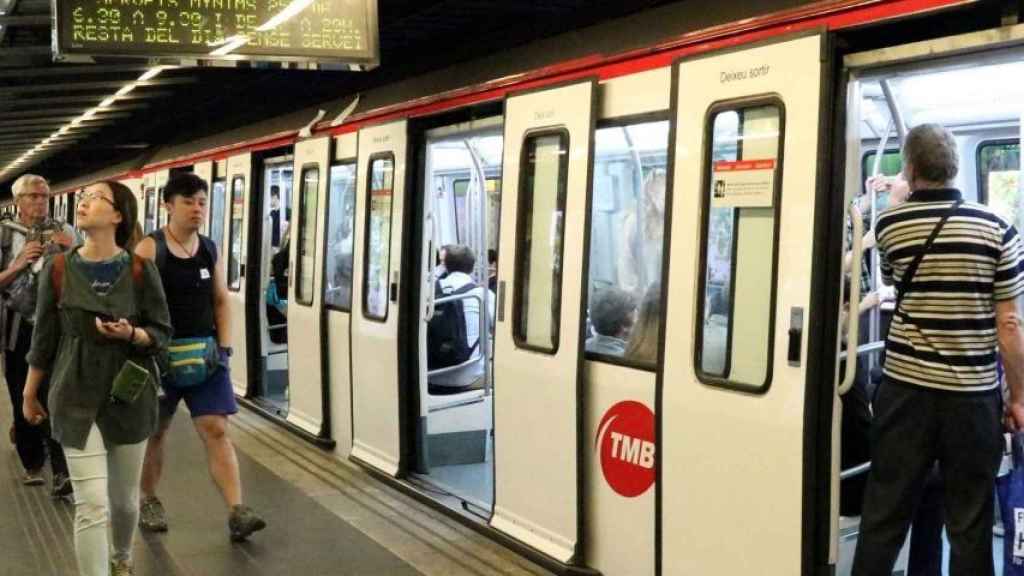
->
<box><xmin>22</xmin><ymin>468</ymin><xmax>44</xmax><ymax>486</ymax></box>
<box><xmin>138</xmin><ymin>496</ymin><xmax>168</xmax><ymax>532</ymax></box>
<box><xmin>110</xmin><ymin>558</ymin><xmax>133</xmax><ymax>576</ymax></box>
<box><xmin>51</xmin><ymin>473</ymin><xmax>72</xmax><ymax>500</ymax></box>
<box><xmin>228</xmin><ymin>504</ymin><xmax>266</xmax><ymax>542</ymax></box>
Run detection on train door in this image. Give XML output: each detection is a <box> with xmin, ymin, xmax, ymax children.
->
<box><xmin>491</xmin><ymin>80</ymin><xmax>595</xmax><ymax>562</ymax></box>
<box><xmin>285</xmin><ymin>137</ymin><xmax>330</xmax><ymax>436</ymax></box>
<box><xmin>193</xmin><ymin>161</ymin><xmax>214</xmax><ymax>237</ymax></box>
<box><xmin>209</xmin><ymin>160</ymin><xmax>228</xmax><ymax>259</ymax></box>
<box><xmin>412</xmin><ymin>115</ymin><xmax>503</xmax><ymax>512</ymax></box>
<box><xmin>154</xmin><ymin>169</ymin><xmax>170</xmax><ymax>229</ymax></box>
<box><xmin>351</xmin><ymin>120</ymin><xmax>408</xmax><ymax>475</ymax></box>
<box><xmin>253</xmin><ymin>155</ymin><xmax>293</xmax><ymax>416</ymax></box>
<box><xmin>142</xmin><ymin>172</ymin><xmax>158</xmax><ymax>234</ymax></box>
<box><xmin>660</xmin><ymin>33</ymin><xmax>825</xmax><ymax>574</ymax></box>
<box><xmin>226</xmin><ymin>152</ymin><xmax>253</xmax><ymax>396</ymax></box>
<box><xmin>324</xmin><ymin>133</ymin><xmax>359</xmax><ymax>456</ymax></box>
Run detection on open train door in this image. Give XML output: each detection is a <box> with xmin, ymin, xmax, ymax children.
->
<box><xmin>226</xmin><ymin>152</ymin><xmax>253</xmax><ymax>397</ymax></box>
<box><xmin>491</xmin><ymin>80</ymin><xmax>595</xmax><ymax>563</ymax></box>
<box><xmin>286</xmin><ymin>136</ymin><xmax>331</xmax><ymax>437</ymax></box>
<box><xmin>350</xmin><ymin>121</ymin><xmax>408</xmax><ymax>475</ymax></box>
<box><xmin>660</xmin><ymin>32</ymin><xmax>827</xmax><ymax>574</ymax></box>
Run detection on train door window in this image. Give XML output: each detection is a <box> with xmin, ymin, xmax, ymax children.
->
<box><xmin>209</xmin><ymin>178</ymin><xmax>227</xmax><ymax>257</ymax></box>
<box><xmin>144</xmin><ymin>187</ymin><xmax>157</xmax><ymax>233</ymax></box>
<box><xmin>228</xmin><ymin>176</ymin><xmax>245</xmax><ymax>291</ymax></box>
<box><xmin>363</xmin><ymin>154</ymin><xmax>395</xmax><ymax>321</ymax></box>
<box><xmin>978</xmin><ymin>140</ymin><xmax>1021</xmax><ymax>228</ymax></box>
<box><xmin>695</xmin><ymin>103</ymin><xmax>783</xmax><ymax>391</ymax></box>
<box><xmin>324</xmin><ymin>162</ymin><xmax>357</xmax><ymax>310</ymax></box>
<box><xmin>296</xmin><ymin>166</ymin><xmax>320</xmax><ymax>306</ymax></box>
<box><xmin>513</xmin><ymin>131</ymin><xmax>569</xmax><ymax>353</ymax></box>
<box><xmin>585</xmin><ymin>120</ymin><xmax>669</xmax><ymax>367</ymax></box>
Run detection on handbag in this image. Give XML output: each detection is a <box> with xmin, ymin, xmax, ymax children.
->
<box><xmin>998</xmin><ymin>433</ymin><xmax>1024</xmax><ymax>575</ymax></box>
<box><xmin>165</xmin><ymin>336</ymin><xmax>219</xmax><ymax>388</ymax></box>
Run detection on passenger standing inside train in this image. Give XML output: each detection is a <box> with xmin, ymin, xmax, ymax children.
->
<box><xmin>135</xmin><ymin>174</ymin><xmax>266</xmax><ymax>542</ymax></box>
<box><xmin>625</xmin><ymin>282</ymin><xmax>660</xmax><ymax>365</ymax></box>
<box><xmin>269</xmin><ymin>185</ymin><xmax>282</xmax><ymax>248</ymax></box>
<box><xmin>0</xmin><ymin>174</ymin><xmax>75</xmax><ymax>493</ymax></box>
<box><xmin>852</xmin><ymin>123</ymin><xmax>1024</xmax><ymax>576</ymax></box>
<box><xmin>22</xmin><ymin>181</ymin><xmax>170</xmax><ymax>576</ymax></box>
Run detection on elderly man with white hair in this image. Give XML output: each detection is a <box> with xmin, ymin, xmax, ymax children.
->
<box><xmin>1</xmin><ymin>174</ymin><xmax>75</xmax><ymax>493</ymax></box>
<box><xmin>852</xmin><ymin>124</ymin><xmax>1024</xmax><ymax>576</ymax></box>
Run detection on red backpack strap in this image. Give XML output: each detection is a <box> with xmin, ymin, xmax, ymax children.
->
<box><xmin>131</xmin><ymin>254</ymin><xmax>145</xmax><ymax>288</ymax></box>
<box><xmin>51</xmin><ymin>252</ymin><xmax>66</xmax><ymax>304</ymax></box>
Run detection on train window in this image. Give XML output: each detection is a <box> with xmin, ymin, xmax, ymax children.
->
<box><xmin>295</xmin><ymin>166</ymin><xmax>320</xmax><ymax>306</ymax></box>
<box><xmin>862</xmin><ymin>150</ymin><xmax>902</xmax><ymax>179</ymax></box>
<box><xmin>512</xmin><ymin>131</ymin><xmax>569</xmax><ymax>354</ymax></box>
<box><xmin>363</xmin><ymin>154</ymin><xmax>395</xmax><ymax>321</ymax></box>
<box><xmin>978</xmin><ymin>140</ymin><xmax>1021</xmax><ymax>228</ymax></box>
<box><xmin>144</xmin><ymin>187</ymin><xmax>157</xmax><ymax>233</ymax></box>
<box><xmin>695</xmin><ymin>102</ymin><xmax>784</xmax><ymax>392</ymax></box>
<box><xmin>228</xmin><ymin>176</ymin><xmax>245</xmax><ymax>291</ymax></box>
<box><xmin>209</xmin><ymin>178</ymin><xmax>227</xmax><ymax>258</ymax></box>
<box><xmin>585</xmin><ymin>120</ymin><xmax>669</xmax><ymax>368</ymax></box>
<box><xmin>324</xmin><ymin>162</ymin><xmax>357</xmax><ymax>311</ymax></box>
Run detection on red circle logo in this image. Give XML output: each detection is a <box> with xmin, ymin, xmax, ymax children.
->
<box><xmin>596</xmin><ymin>401</ymin><xmax>656</xmax><ymax>497</ymax></box>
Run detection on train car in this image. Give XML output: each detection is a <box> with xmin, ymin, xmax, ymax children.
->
<box><xmin>49</xmin><ymin>0</ymin><xmax>1024</xmax><ymax>574</ymax></box>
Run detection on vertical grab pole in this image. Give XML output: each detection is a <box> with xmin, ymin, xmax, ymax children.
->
<box><xmin>466</xmin><ymin>139</ymin><xmax>492</xmax><ymax>396</ymax></box>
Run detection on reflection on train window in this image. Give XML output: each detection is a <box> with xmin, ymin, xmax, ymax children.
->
<box><xmin>144</xmin><ymin>187</ymin><xmax>157</xmax><ymax>233</ymax></box>
<box><xmin>325</xmin><ymin>162</ymin><xmax>357</xmax><ymax>311</ymax></box>
<box><xmin>696</xmin><ymin>103</ymin><xmax>783</xmax><ymax>392</ymax></box>
<box><xmin>585</xmin><ymin>120</ymin><xmax>669</xmax><ymax>368</ymax></box>
<box><xmin>363</xmin><ymin>155</ymin><xmax>395</xmax><ymax>321</ymax></box>
<box><xmin>513</xmin><ymin>131</ymin><xmax>568</xmax><ymax>353</ymax></box>
<box><xmin>295</xmin><ymin>167</ymin><xmax>319</xmax><ymax>306</ymax></box>
<box><xmin>978</xmin><ymin>140</ymin><xmax>1021</xmax><ymax>229</ymax></box>
<box><xmin>209</xmin><ymin>178</ymin><xmax>227</xmax><ymax>257</ymax></box>
<box><xmin>228</xmin><ymin>176</ymin><xmax>245</xmax><ymax>291</ymax></box>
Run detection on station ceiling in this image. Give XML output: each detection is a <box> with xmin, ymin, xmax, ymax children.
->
<box><xmin>0</xmin><ymin>0</ymin><xmax>678</xmax><ymax>194</ymax></box>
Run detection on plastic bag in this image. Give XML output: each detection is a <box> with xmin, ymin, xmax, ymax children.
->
<box><xmin>997</xmin><ymin>433</ymin><xmax>1024</xmax><ymax>575</ymax></box>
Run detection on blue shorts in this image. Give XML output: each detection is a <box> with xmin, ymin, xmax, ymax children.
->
<box><xmin>159</xmin><ymin>367</ymin><xmax>238</xmax><ymax>420</ymax></box>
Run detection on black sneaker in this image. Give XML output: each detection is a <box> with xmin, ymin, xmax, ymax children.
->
<box><xmin>51</xmin><ymin>473</ymin><xmax>72</xmax><ymax>500</ymax></box>
<box><xmin>139</xmin><ymin>496</ymin><xmax>168</xmax><ymax>532</ymax></box>
<box><xmin>228</xmin><ymin>505</ymin><xmax>266</xmax><ymax>542</ymax></box>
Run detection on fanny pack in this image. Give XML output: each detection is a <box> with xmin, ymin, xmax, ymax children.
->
<box><xmin>165</xmin><ymin>336</ymin><xmax>219</xmax><ymax>388</ymax></box>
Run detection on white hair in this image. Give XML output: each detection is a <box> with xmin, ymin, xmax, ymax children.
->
<box><xmin>11</xmin><ymin>174</ymin><xmax>49</xmax><ymax>197</ymax></box>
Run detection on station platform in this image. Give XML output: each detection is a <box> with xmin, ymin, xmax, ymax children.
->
<box><xmin>0</xmin><ymin>395</ymin><xmax>552</xmax><ymax>576</ymax></box>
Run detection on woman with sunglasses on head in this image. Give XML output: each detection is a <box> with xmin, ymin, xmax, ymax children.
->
<box><xmin>22</xmin><ymin>181</ymin><xmax>171</xmax><ymax>576</ymax></box>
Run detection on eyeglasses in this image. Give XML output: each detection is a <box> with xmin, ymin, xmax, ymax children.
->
<box><xmin>77</xmin><ymin>190</ymin><xmax>117</xmax><ymax>209</ymax></box>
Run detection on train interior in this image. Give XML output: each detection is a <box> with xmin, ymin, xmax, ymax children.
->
<box><xmin>837</xmin><ymin>48</ymin><xmax>1023</xmax><ymax>574</ymax></box>
<box><xmin>412</xmin><ymin>117</ymin><xmax>503</xmax><ymax>513</ymax></box>
<box><xmin>255</xmin><ymin>156</ymin><xmax>294</xmax><ymax>417</ymax></box>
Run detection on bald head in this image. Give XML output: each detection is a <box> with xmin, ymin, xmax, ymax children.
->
<box><xmin>903</xmin><ymin>123</ymin><xmax>958</xmax><ymax>189</ymax></box>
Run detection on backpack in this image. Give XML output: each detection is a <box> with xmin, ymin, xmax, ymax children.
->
<box><xmin>427</xmin><ymin>280</ymin><xmax>479</xmax><ymax>370</ymax></box>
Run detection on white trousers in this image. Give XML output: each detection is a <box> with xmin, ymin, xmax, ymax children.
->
<box><xmin>63</xmin><ymin>424</ymin><xmax>146</xmax><ymax>575</ymax></box>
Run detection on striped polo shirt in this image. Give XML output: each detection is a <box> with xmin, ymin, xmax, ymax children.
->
<box><xmin>876</xmin><ymin>188</ymin><xmax>1024</xmax><ymax>392</ymax></box>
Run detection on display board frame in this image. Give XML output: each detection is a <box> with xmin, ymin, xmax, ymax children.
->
<box><xmin>52</xmin><ymin>0</ymin><xmax>380</xmax><ymax>69</ymax></box>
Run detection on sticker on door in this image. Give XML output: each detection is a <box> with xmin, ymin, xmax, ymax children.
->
<box><xmin>596</xmin><ymin>400</ymin><xmax>655</xmax><ymax>497</ymax></box>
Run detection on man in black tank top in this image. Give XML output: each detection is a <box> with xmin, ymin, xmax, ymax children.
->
<box><xmin>135</xmin><ymin>174</ymin><xmax>265</xmax><ymax>542</ymax></box>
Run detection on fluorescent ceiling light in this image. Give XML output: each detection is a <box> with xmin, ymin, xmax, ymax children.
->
<box><xmin>98</xmin><ymin>97</ymin><xmax>117</xmax><ymax>108</ymax></box>
<box><xmin>256</xmin><ymin>0</ymin><xmax>314</xmax><ymax>32</ymax></box>
<box><xmin>210</xmin><ymin>35</ymin><xmax>250</xmax><ymax>56</ymax></box>
<box><xmin>115</xmin><ymin>84</ymin><xmax>137</xmax><ymax>97</ymax></box>
<box><xmin>138</xmin><ymin>66</ymin><xmax>165</xmax><ymax>82</ymax></box>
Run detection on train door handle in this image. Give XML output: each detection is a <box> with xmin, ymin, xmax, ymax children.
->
<box><xmin>788</xmin><ymin>307</ymin><xmax>803</xmax><ymax>367</ymax></box>
<box><xmin>497</xmin><ymin>281</ymin><xmax>506</xmax><ymax>322</ymax></box>
<box><xmin>390</xmin><ymin>282</ymin><xmax>398</xmax><ymax>303</ymax></box>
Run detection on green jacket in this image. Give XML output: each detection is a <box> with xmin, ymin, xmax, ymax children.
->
<box><xmin>27</xmin><ymin>248</ymin><xmax>172</xmax><ymax>450</ymax></box>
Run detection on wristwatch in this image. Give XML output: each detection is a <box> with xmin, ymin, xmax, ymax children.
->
<box><xmin>220</xmin><ymin>346</ymin><xmax>234</xmax><ymax>357</ymax></box>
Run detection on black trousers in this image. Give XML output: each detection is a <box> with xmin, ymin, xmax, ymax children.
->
<box><xmin>851</xmin><ymin>380</ymin><xmax>1001</xmax><ymax>576</ymax></box>
<box><xmin>4</xmin><ymin>321</ymin><xmax>66</xmax><ymax>476</ymax></box>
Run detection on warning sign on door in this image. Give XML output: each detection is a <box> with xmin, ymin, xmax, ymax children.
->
<box><xmin>711</xmin><ymin>159</ymin><xmax>776</xmax><ymax>208</ymax></box>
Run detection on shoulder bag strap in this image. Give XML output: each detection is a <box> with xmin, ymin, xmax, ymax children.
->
<box><xmin>895</xmin><ymin>199</ymin><xmax>963</xmax><ymax>318</ymax></box>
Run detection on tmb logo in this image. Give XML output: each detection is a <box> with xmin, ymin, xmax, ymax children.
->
<box><xmin>596</xmin><ymin>400</ymin><xmax>655</xmax><ymax>498</ymax></box>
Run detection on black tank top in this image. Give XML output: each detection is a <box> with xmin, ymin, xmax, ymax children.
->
<box><xmin>157</xmin><ymin>232</ymin><xmax>216</xmax><ymax>338</ymax></box>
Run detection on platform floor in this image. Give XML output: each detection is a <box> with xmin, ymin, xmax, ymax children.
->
<box><xmin>0</xmin><ymin>392</ymin><xmax>552</xmax><ymax>576</ymax></box>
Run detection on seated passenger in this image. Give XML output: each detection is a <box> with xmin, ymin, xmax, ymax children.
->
<box><xmin>428</xmin><ymin>244</ymin><xmax>495</xmax><ymax>391</ymax></box>
<box><xmin>626</xmin><ymin>283</ymin><xmax>660</xmax><ymax>365</ymax></box>
<box><xmin>266</xmin><ymin>233</ymin><xmax>289</xmax><ymax>344</ymax></box>
<box><xmin>585</xmin><ymin>288</ymin><xmax>636</xmax><ymax>356</ymax></box>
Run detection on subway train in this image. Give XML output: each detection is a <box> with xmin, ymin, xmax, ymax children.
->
<box><xmin>23</xmin><ymin>0</ymin><xmax>1024</xmax><ymax>574</ymax></box>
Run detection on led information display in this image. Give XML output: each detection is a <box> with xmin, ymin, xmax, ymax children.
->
<box><xmin>55</xmin><ymin>1</ymin><xmax>378</xmax><ymax>64</ymax></box>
